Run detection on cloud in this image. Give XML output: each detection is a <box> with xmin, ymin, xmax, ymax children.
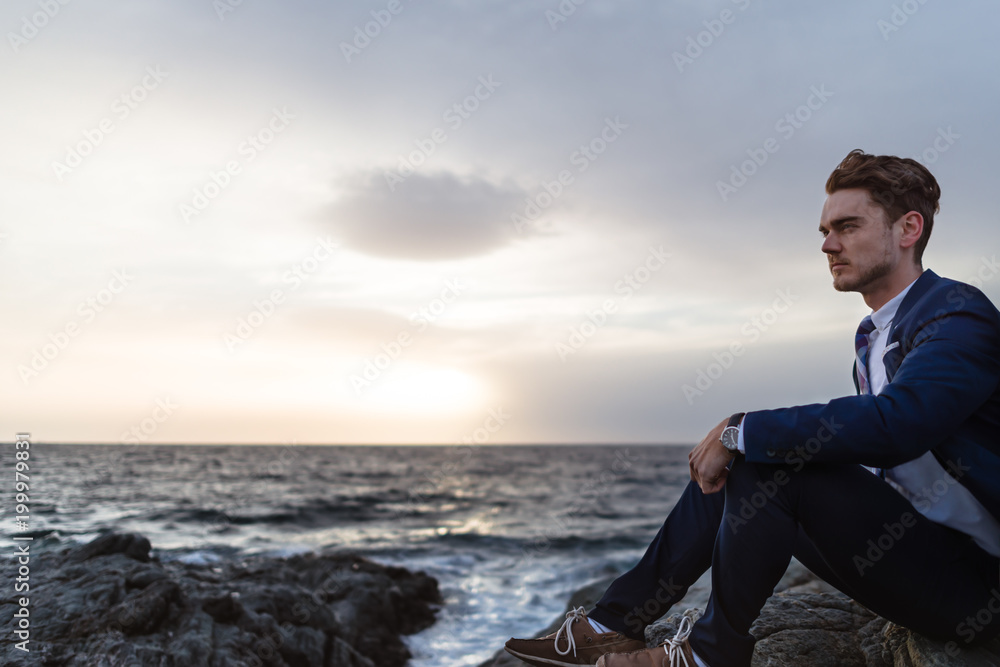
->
<box><xmin>325</xmin><ymin>171</ymin><xmax>528</xmax><ymax>261</ymax></box>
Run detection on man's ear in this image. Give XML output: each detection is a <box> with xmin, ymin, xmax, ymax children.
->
<box><xmin>897</xmin><ymin>210</ymin><xmax>924</xmax><ymax>251</ymax></box>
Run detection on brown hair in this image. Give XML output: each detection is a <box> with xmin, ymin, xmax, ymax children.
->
<box><xmin>825</xmin><ymin>149</ymin><xmax>940</xmax><ymax>264</ymax></box>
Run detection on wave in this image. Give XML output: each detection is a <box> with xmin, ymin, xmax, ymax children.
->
<box><xmin>137</xmin><ymin>493</ymin><xmax>408</xmax><ymax>528</ymax></box>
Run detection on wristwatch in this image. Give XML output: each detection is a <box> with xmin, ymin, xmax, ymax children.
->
<box><xmin>720</xmin><ymin>412</ymin><xmax>745</xmax><ymax>453</ymax></box>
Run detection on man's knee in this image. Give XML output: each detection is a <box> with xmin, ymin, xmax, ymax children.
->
<box><xmin>721</xmin><ymin>459</ymin><xmax>796</xmax><ymax>534</ymax></box>
<box><xmin>726</xmin><ymin>457</ymin><xmax>794</xmax><ymax>496</ymax></box>
<box><xmin>728</xmin><ymin>457</ymin><xmax>853</xmax><ymax>496</ymax></box>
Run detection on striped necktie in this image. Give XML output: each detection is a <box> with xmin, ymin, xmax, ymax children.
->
<box><xmin>855</xmin><ymin>315</ymin><xmax>884</xmax><ymax>478</ymax></box>
<box><xmin>855</xmin><ymin>315</ymin><xmax>877</xmax><ymax>395</ymax></box>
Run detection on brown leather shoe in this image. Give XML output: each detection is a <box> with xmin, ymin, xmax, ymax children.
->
<box><xmin>504</xmin><ymin>607</ymin><xmax>646</xmax><ymax>667</ymax></box>
<box><xmin>595</xmin><ymin>616</ymin><xmax>696</xmax><ymax>667</ymax></box>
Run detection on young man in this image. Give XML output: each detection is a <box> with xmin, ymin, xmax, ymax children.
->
<box><xmin>504</xmin><ymin>150</ymin><xmax>1000</xmax><ymax>666</ymax></box>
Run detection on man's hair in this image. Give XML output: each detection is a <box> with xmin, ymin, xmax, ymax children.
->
<box><xmin>825</xmin><ymin>149</ymin><xmax>941</xmax><ymax>265</ymax></box>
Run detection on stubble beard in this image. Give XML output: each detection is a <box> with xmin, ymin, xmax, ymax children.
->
<box><xmin>832</xmin><ymin>250</ymin><xmax>894</xmax><ymax>294</ymax></box>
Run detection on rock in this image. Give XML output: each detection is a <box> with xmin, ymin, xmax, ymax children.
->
<box><xmin>331</xmin><ymin>636</ymin><xmax>378</xmax><ymax>667</ymax></box>
<box><xmin>0</xmin><ymin>532</ymin><xmax>441</xmax><ymax>667</ymax></box>
<box><xmin>106</xmin><ymin>578</ymin><xmax>181</xmax><ymax>636</ymax></box>
<box><xmin>67</xmin><ymin>531</ymin><xmax>152</xmax><ymax>563</ymax></box>
<box><xmin>484</xmin><ymin>562</ymin><xmax>1000</xmax><ymax>667</ymax></box>
<box><xmin>649</xmin><ymin>592</ymin><xmax>1000</xmax><ymax>666</ymax></box>
<box><xmin>202</xmin><ymin>591</ymin><xmax>244</xmax><ymax>624</ymax></box>
<box><xmin>166</xmin><ymin>610</ymin><xmax>214</xmax><ymax>667</ymax></box>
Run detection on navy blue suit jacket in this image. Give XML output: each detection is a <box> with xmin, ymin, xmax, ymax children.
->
<box><xmin>744</xmin><ymin>269</ymin><xmax>1000</xmax><ymax>521</ymax></box>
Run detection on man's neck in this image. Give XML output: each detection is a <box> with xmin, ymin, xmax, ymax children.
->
<box><xmin>863</xmin><ymin>264</ymin><xmax>924</xmax><ymax>311</ymax></box>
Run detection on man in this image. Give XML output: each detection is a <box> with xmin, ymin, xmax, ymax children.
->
<box><xmin>504</xmin><ymin>150</ymin><xmax>1000</xmax><ymax>667</ymax></box>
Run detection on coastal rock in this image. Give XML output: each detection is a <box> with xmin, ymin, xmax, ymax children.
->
<box><xmin>649</xmin><ymin>592</ymin><xmax>1000</xmax><ymax>666</ymax></box>
<box><xmin>0</xmin><ymin>532</ymin><xmax>441</xmax><ymax>667</ymax></box>
<box><xmin>67</xmin><ymin>531</ymin><xmax>152</xmax><ymax>563</ymax></box>
<box><xmin>483</xmin><ymin>563</ymin><xmax>1000</xmax><ymax>666</ymax></box>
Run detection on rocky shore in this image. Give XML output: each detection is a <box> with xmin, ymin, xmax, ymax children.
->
<box><xmin>480</xmin><ymin>561</ymin><xmax>1000</xmax><ymax>667</ymax></box>
<box><xmin>8</xmin><ymin>532</ymin><xmax>1000</xmax><ymax>666</ymax></box>
<box><xmin>0</xmin><ymin>532</ymin><xmax>441</xmax><ymax>667</ymax></box>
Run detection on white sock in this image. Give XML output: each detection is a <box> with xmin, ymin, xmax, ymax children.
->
<box><xmin>692</xmin><ymin>649</ymin><xmax>709</xmax><ymax>667</ymax></box>
<box><xmin>588</xmin><ymin>618</ymin><xmax>614</xmax><ymax>634</ymax></box>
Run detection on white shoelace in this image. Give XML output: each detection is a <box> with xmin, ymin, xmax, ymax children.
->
<box><xmin>553</xmin><ymin>606</ymin><xmax>588</xmax><ymax>657</ymax></box>
<box><xmin>661</xmin><ymin>616</ymin><xmax>694</xmax><ymax>667</ymax></box>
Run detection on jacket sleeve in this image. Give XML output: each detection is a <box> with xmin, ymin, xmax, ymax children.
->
<box><xmin>743</xmin><ymin>298</ymin><xmax>1000</xmax><ymax>468</ymax></box>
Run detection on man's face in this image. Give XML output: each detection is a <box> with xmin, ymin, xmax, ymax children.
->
<box><xmin>819</xmin><ymin>188</ymin><xmax>899</xmax><ymax>294</ymax></box>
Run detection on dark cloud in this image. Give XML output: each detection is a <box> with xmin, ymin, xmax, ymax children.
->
<box><xmin>326</xmin><ymin>171</ymin><xmax>529</xmax><ymax>260</ymax></box>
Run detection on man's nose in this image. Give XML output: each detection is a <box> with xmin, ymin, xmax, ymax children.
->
<box><xmin>822</xmin><ymin>234</ymin><xmax>840</xmax><ymax>254</ymax></box>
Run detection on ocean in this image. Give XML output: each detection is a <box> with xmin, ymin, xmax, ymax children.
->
<box><xmin>6</xmin><ymin>443</ymin><xmax>692</xmax><ymax>666</ymax></box>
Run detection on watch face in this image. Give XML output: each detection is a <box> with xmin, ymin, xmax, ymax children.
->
<box><xmin>721</xmin><ymin>427</ymin><xmax>739</xmax><ymax>451</ymax></box>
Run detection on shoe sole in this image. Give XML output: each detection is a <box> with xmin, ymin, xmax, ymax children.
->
<box><xmin>504</xmin><ymin>647</ymin><xmax>597</xmax><ymax>667</ymax></box>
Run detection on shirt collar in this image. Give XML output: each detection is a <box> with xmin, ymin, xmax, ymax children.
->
<box><xmin>870</xmin><ymin>276</ymin><xmax>920</xmax><ymax>333</ymax></box>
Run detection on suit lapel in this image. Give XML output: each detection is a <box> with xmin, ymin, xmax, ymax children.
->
<box><xmin>883</xmin><ymin>269</ymin><xmax>939</xmax><ymax>383</ymax></box>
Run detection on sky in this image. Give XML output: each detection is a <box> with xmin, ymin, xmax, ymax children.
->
<box><xmin>2</xmin><ymin>0</ymin><xmax>999</xmax><ymax>445</ymax></box>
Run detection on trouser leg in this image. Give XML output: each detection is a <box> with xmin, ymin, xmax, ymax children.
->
<box><xmin>690</xmin><ymin>457</ymin><xmax>1000</xmax><ymax>666</ymax></box>
<box><xmin>590</xmin><ymin>479</ymin><xmax>725</xmax><ymax>640</ymax></box>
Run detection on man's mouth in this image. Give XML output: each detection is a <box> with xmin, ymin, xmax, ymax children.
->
<box><xmin>830</xmin><ymin>261</ymin><xmax>848</xmax><ymax>271</ymax></box>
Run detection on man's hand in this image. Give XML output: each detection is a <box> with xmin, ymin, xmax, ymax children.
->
<box><xmin>689</xmin><ymin>417</ymin><xmax>734</xmax><ymax>494</ymax></box>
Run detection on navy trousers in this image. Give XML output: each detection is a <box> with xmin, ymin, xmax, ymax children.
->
<box><xmin>588</xmin><ymin>457</ymin><xmax>1000</xmax><ymax>666</ymax></box>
